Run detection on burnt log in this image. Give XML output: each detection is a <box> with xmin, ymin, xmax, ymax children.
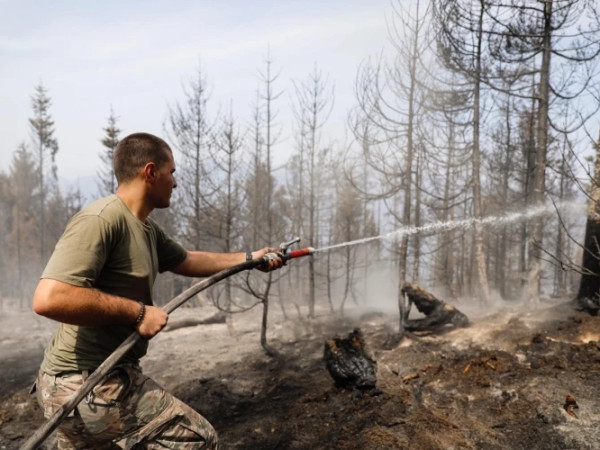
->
<box><xmin>401</xmin><ymin>282</ymin><xmax>469</xmax><ymax>332</ymax></box>
<box><xmin>163</xmin><ymin>311</ymin><xmax>226</xmax><ymax>332</ymax></box>
<box><xmin>323</xmin><ymin>328</ymin><xmax>377</xmax><ymax>390</ymax></box>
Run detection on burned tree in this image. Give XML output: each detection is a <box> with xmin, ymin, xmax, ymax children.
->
<box><xmin>244</xmin><ymin>52</ymin><xmax>287</xmax><ymax>356</ymax></box>
<box><xmin>576</xmin><ymin>133</ymin><xmax>600</xmax><ymax>315</ymax></box>
<box><xmin>401</xmin><ymin>282</ymin><xmax>469</xmax><ymax>332</ymax></box>
<box><xmin>289</xmin><ymin>65</ymin><xmax>334</xmax><ymax>318</ymax></box>
<box><xmin>164</xmin><ymin>65</ymin><xmax>214</xmax><ymax>251</ymax></box>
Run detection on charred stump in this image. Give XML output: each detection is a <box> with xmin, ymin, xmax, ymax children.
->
<box><xmin>323</xmin><ymin>328</ymin><xmax>377</xmax><ymax>390</ymax></box>
<box><xmin>401</xmin><ymin>282</ymin><xmax>469</xmax><ymax>332</ymax></box>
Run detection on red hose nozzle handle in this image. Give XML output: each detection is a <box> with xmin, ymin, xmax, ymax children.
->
<box><xmin>284</xmin><ymin>247</ymin><xmax>314</xmax><ymax>260</ymax></box>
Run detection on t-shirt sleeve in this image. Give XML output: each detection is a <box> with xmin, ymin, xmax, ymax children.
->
<box><xmin>154</xmin><ymin>226</ymin><xmax>187</xmax><ymax>273</ymax></box>
<box><xmin>42</xmin><ymin>214</ymin><xmax>111</xmax><ymax>287</ymax></box>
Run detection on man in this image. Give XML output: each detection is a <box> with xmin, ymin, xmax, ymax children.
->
<box><xmin>33</xmin><ymin>132</ymin><xmax>283</xmax><ymax>449</ymax></box>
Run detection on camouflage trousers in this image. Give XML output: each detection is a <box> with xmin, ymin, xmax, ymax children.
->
<box><xmin>36</xmin><ymin>367</ymin><xmax>218</xmax><ymax>449</ymax></box>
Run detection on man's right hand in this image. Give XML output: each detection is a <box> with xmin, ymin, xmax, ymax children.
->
<box><xmin>135</xmin><ymin>305</ymin><xmax>168</xmax><ymax>339</ymax></box>
<box><xmin>252</xmin><ymin>247</ymin><xmax>285</xmax><ymax>272</ymax></box>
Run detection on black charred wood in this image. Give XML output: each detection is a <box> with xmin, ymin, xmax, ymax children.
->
<box><xmin>401</xmin><ymin>282</ymin><xmax>469</xmax><ymax>332</ymax></box>
<box><xmin>575</xmin><ymin>217</ymin><xmax>600</xmax><ymax>315</ymax></box>
<box><xmin>323</xmin><ymin>328</ymin><xmax>377</xmax><ymax>390</ymax></box>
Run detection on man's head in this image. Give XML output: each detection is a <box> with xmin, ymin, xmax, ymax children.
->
<box><xmin>114</xmin><ymin>132</ymin><xmax>172</xmax><ymax>184</ymax></box>
<box><xmin>114</xmin><ymin>132</ymin><xmax>177</xmax><ymax>209</ymax></box>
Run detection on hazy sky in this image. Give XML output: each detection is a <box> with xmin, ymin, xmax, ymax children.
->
<box><xmin>0</xmin><ymin>0</ymin><xmax>394</xmax><ymax>192</ymax></box>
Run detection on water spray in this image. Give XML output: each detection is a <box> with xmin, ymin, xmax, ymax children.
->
<box><xmin>313</xmin><ymin>202</ymin><xmax>584</xmax><ymax>254</ymax></box>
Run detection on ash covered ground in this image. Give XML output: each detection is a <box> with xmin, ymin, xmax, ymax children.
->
<box><xmin>1</xmin><ymin>295</ymin><xmax>600</xmax><ymax>449</ymax></box>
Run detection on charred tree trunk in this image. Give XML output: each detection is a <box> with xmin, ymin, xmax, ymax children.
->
<box><xmin>576</xmin><ymin>132</ymin><xmax>600</xmax><ymax>315</ymax></box>
<box><xmin>471</xmin><ymin>0</ymin><xmax>491</xmax><ymax>305</ymax></box>
<box><xmin>526</xmin><ymin>0</ymin><xmax>553</xmax><ymax>304</ymax></box>
<box><xmin>576</xmin><ymin>219</ymin><xmax>600</xmax><ymax>314</ymax></box>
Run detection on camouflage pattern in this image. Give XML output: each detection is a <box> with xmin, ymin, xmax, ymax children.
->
<box><xmin>36</xmin><ymin>367</ymin><xmax>217</xmax><ymax>449</ymax></box>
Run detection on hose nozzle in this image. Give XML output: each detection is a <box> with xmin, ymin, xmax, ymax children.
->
<box><xmin>286</xmin><ymin>247</ymin><xmax>315</xmax><ymax>259</ymax></box>
<box><xmin>277</xmin><ymin>237</ymin><xmax>313</xmax><ymax>261</ymax></box>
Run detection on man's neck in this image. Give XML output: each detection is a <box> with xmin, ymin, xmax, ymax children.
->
<box><xmin>116</xmin><ymin>184</ymin><xmax>152</xmax><ymax>222</ymax></box>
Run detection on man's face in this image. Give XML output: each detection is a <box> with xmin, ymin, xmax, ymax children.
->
<box><xmin>150</xmin><ymin>151</ymin><xmax>177</xmax><ymax>209</ymax></box>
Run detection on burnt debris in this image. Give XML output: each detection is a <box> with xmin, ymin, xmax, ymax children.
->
<box><xmin>564</xmin><ymin>394</ymin><xmax>579</xmax><ymax>418</ymax></box>
<box><xmin>401</xmin><ymin>282</ymin><xmax>470</xmax><ymax>332</ymax></box>
<box><xmin>324</xmin><ymin>328</ymin><xmax>377</xmax><ymax>390</ymax></box>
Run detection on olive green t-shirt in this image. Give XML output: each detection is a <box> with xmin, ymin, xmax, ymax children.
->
<box><xmin>40</xmin><ymin>195</ymin><xmax>187</xmax><ymax>375</ymax></box>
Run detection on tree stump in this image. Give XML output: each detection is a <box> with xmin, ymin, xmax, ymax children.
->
<box><xmin>401</xmin><ymin>282</ymin><xmax>469</xmax><ymax>332</ymax></box>
<box><xmin>323</xmin><ymin>328</ymin><xmax>377</xmax><ymax>390</ymax></box>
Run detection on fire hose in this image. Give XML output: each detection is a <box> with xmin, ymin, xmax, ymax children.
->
<box><xmin>20</xmin><ymin>238</ymin><xmax>313</xmax><ymax>450</ymax></box>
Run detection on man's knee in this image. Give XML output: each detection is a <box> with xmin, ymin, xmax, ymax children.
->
<box><xmin>121</xmin><ymin>396</ymin><xmax>218</xmax><ymax>449</ymax></box>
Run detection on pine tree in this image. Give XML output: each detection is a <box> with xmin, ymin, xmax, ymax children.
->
<box><xmin>7</xmin><ymin>144</ymin><xmax>39</xmax><ymax>305</ymax></box>
<box><xmin>97</xmin><ymin>107</ymin><xmax>121</xmax><ymax>197</ymax></box>
<box><xmin>29</xmin><ymin>82</ymin><xmax>58</xmax><ymax>261</ymax></box>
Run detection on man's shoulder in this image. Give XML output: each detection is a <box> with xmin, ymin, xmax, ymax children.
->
<box><xmin>65</xmin><ymin>195</ymin><xmax>129</xmax><ymax>236</ymax></box>
<box><xmin>77</xmin><ymin>195</ymin><xmax>125</xmax><ymax>221</ymax></box>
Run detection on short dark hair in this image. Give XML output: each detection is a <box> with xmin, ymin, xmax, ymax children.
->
<box><xmin>113</xmin><ymin>133</ymin><xmax>172</xmax><ymax>184</ymax></box>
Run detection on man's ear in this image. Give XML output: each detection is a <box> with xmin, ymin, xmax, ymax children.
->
<box><xmin>142</xmin><ymin>162</ymin><xmax>156</xmax><ymax>182</ymax></box>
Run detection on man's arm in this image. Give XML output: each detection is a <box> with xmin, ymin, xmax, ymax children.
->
<box><xmin>171</xmin><ymin>248</ymin><xmax>283</xmax><ymax>278</ymax></box>
<box><xmin>33</xmin><ymin>279</ymin><xmax>167</xmax><ymax>339</ymax></box>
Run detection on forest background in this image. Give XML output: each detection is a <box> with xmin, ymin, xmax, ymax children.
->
<box><xmin>2</xmin><ymin>0</ymin><xmax>600</xmax><ymax>347</ymax></box>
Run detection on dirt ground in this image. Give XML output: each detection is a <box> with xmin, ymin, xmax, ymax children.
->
<box><xmin>2</xmin><ymin>295</ymin><xmax>600</xmax><ymax>449</ymax></box>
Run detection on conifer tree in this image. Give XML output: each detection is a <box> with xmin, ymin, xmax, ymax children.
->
<box><xmin>97</xmin><ymin>107</ymin><xmax>121</xmax><ymax>197</ymax></box>
<box><xmin>29</xmin><ymin>83</ymin><xmax>58</xmax><ymax>261</ymax></box>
